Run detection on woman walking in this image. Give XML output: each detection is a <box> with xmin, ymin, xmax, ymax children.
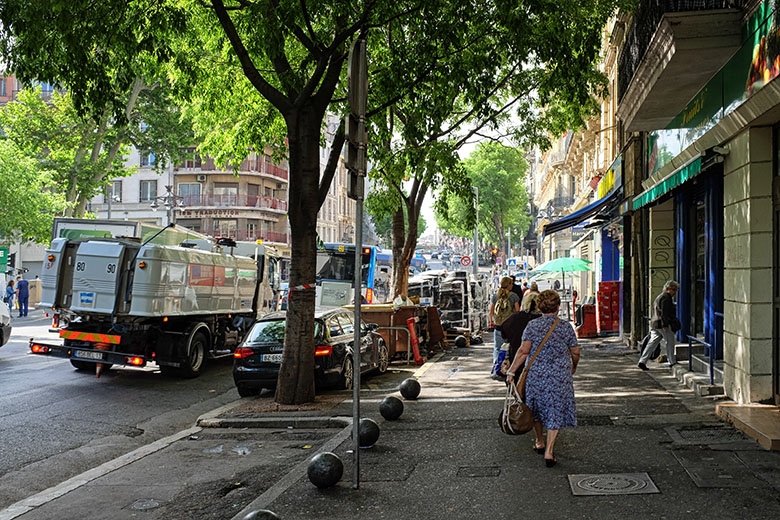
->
<box><xmin>506</xmin><ymin>290</ymin><xmax>580</xmax><ymax>467</ymax></box>
<box><xmin>4</xmin><ymin>280</ymin><xmax>14</xmax><ymax>311</ymax></box>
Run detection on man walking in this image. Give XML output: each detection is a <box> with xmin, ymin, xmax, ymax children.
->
<box><xmin>16</xmin><ymin>275</ymin><xmax>29</xmax><ymax>318</ymax></box>
<box><xmin>638</xmin><ymin>280</ymin><xmax>679</xmax><ymax>370</ymax></box>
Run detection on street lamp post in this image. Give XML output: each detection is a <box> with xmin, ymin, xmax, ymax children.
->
<box><xmin>472</xmin><ymin>187</ymin><xmax>479</xmax><ymax>276</ymax></box>
<box><xmin>151</xmin><ymin>185</ymin><xmax>185</xmax><ymax>226</ymax></box>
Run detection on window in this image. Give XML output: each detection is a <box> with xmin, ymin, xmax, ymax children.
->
<box><xmin>337</xmin><ymin>313</ymin><xmax>354</xmax><ymax>335</ymax></box>
<box><xmin>247</xmin><ymin>219</ymin><xmax>259</xmax><ymax>239</ymax></box>
<box><xmin>141</xmin><ymin>151</ymin><xmax>156</xmax><ymax>167</ymax></box>
<box><xmin>213</xmin><ymin>182</ymin><xmax>238</xmax><ymax>206</ymax></box>
<box><xmin>0</xmin><ymin>78</ymin><xmax>6</xmax><ymax>97</ymax></box>
<box><xmin>140</xmin><ymin>180</ymin><xmax>157</xmax><ymax>202</ymax></box>
<box><xmin>177</xmin><ymin>183</ymin><xmax>201</xmax><ymax>205</ymax></box>
<box><xmin>214</xmin><ymin>219</ymin><xmax>237</xmax><ymax>237</ymax></box>
<box><xmin>325</xmin><ymin>316</ymin><xmax>343</xmax><ymax>337</ymax></box>
<box><xmin>106</xmin><ymin>181</ymin><xmax>122</xmax><ymax>203</ymax></box>
<box><xmin>265</xmin><ymin>186</ymin><xmax>272</xmax><ymax>197</ymax></box>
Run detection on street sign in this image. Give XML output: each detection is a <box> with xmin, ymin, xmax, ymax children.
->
<box><xmin>460</xmin><ymin>256</ymin><xmax>471</xmax><ymax>267</ymax></box>
<box><xmin>507</xmin><ymin>258</ymin><xmax>517</xmax><ymax>266</ymax></box>
<box><xmin>496</xmin><ymin>257</ymin><xmax>503</xmax><ymax>264</ymax></box>
<box><xmin>0</xmin><ymin>247</ymin><xmax>7</xmax><ymax>273</ymax></box>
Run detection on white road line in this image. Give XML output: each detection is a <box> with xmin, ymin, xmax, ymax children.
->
<box><xmin>0</xmin><ymin>425</ymin><xmax>202</xmax><ymax>520</ymax></box>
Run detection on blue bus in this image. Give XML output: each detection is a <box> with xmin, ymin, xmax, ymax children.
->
<box><xmin>316</xmin><ymin>243</ymin><xmax>380</xmax><ymax>304</ymax></box>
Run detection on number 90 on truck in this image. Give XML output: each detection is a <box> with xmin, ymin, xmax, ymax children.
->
<box><xmin>31</xmin><ymin>234</ymin><xmax>280</xmax><ymax>378</ymax></box>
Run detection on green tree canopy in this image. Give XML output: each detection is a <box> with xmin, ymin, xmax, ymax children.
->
<box><xmin>436</xmin><ymin>142</ymin><xmax>530</xmax><ymax>255</ymax></box>
<box><xmin>0</xmin><ymin>140</ymin><xmax>67</xmax><ymax>243</ymax></box>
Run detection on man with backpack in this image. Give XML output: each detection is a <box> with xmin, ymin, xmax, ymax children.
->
<box><xmin>489</xmin><ymin>276</ymin><xmax>521</xmax><ymax>369</ymax></box>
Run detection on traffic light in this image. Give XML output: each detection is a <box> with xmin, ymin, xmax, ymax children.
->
<box><xmin>490</xmin><ymin>248</ymin><xmax>497</xmax><ymax>262</ymax></box>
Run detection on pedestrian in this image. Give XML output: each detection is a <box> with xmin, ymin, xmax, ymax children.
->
<box><xmin>16</xmin><ymin>276</ymin><xmax>29</xmax><ymax>318</ymax></box>
<box><xmin>489</xmin><ymin>276</ymin><xmax>521</xmax><ymax>365</ymax></box>
<box><xmin>506</xmin><ymin>290</ymin><xmax>580</xmax><ymax>467</ymax></box>
<box><xmin>4</xmin><ymin>280</ymin><xmax>14</xmax><ymax>310</ymax></box>
<box><xmin>521</xmin><ymin>282</ymin><xmax>540</xmax><ymax>312</ymax></box>
<box><xmin>510</xmin><ymin>275</ymin><xmax>524</xmax><ymax>299</ymax></box>
<box><xmin>522</xmin><ymin>281</ymin><xmax>531</xmax><ymax>296</ymax></box>
<box><xmin>497</xmin><ymin>307</ymin><xmax>542</xmax><ymax>378</ymax></box>
<box><xmin>638</xmin><ymin>280</ymin><xmax>680</xmax><ymax>370</ymax></box>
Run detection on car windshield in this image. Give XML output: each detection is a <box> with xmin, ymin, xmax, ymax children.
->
<box><xmin>245</xmin><ymin>320</ymin><xmax>286</xmax><ymax>343</ymax></box>
<box><xmin>246</xmin><ymin>318</ymin><xmax>323</xmax><ymax>344</ymax></box>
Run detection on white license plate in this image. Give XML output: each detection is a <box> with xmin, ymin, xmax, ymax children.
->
<box><xmin>75</xmin><ymin>350</ymin><xmax>104</xmax><ymax>360</ymax></box>
<box><xmin>261</xmin><ymin>353</ymin><xmax>283</xmax><ymax>363</ymax></box>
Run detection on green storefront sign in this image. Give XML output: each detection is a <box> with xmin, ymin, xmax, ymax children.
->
<box><xmin>647</xmin><ymin>0</ymin><xmax>780</xmax><ymax>177</ymax></box>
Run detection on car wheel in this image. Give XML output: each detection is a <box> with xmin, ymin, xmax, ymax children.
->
<box><xmin>236</xmin><ymin>384</ymin><xmax>258</xmax><ymax>398</ymax></box>
<box><xmin>377</xmin><ymin>340</ymin><xmax>389</xmax><ymax>374</ymax></box>
<box><xmin>342</xmin><ymin>356</ymin><xmax>354</xmax><ymax>390</ymax></box>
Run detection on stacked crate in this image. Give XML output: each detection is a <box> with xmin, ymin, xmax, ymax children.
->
<box><xmin>596</xmin><ymin>281</ymin><xmax>621</xmax><ymax>334</ymax></box>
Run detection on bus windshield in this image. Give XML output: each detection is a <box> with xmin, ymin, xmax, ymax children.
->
<box><xmin>316</xmin><ymin>251</ymin><xmax>370</xmax><ymax>283</ymax></box>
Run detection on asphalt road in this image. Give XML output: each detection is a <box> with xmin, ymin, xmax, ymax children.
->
<box><xmin>0</xmin><ymin>312</ymin><xmax>241</xmax><ymax>509</ymax></box>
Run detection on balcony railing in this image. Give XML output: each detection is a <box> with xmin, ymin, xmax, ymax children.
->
<box><xmin>202</xmin><ymin>229</ymin><xmax>289</xmax><ymax>244</ymax></box>
<box><xmin>180</xmin><ymin>193</ymin><xmax>288</xmax><ymax>212</ymax></box>
<box><xmin>617</xmin><ymin>0</ymin><xmax>745</xmax><ymax>102</ymax></box>
<box><xmin>178</xmin><ymin>157</ymin><xmax>289</xmax><ymax>181</ymax></box>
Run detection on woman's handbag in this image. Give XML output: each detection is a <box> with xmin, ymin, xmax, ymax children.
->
<box><xmin>498</xmin><ymin>318</ymin><xmax>560</xmax><ymax>435</ymax></box>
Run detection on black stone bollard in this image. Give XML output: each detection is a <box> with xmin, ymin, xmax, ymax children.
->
<box><xmin>399</xmin><ymin>378</ymin><xmax>421</xmax><ymax>400</ymax></box>
<box><xmin>379</xmin><ymin>395</ymin><xmax>404</xmax><ymax>420</ymax></box>
<box><xmin>307</xmin><ymin>452</ymin><xmax>344</xmax><ymax>488</ymax></box>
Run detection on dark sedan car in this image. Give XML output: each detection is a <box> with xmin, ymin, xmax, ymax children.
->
<box><xmin>232</xmin><ymin>307</ymin><xmax>389</xmax><ymax>397</ymax></box>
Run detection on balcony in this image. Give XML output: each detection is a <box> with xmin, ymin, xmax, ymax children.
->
<box><xmin>202</xmin><ymin>229</ymin><xmax>289</xmax><ymax>244</ymax></box>
<box><xmin>181</xmin><ymin>193</ymin><xmax>288</xmax><ymax>212</ymax></box>
<box><xmin>617</xmin><ymin>0</ymin><xmax>744</xmax><ymax>131</ymax></box>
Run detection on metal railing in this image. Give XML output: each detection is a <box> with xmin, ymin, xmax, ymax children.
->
<box><xmin>200</xmin><ymin>229</ymin><xmax>289</xmax><ymax>243</ymax></box>
<box><xmin>180</xmin><ymin>193</ymin><xmax>288</xmax><ymax>211</ymax></box>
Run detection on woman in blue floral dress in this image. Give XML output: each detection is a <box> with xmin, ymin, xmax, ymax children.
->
<box><xmin>506</xmin><ymin>290</ymin><xmax>580</xmax><ymax>467</ymax></box>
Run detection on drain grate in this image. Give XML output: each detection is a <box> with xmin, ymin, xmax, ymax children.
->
<box><xmin>568</xmin><ymin>473</ymin><xmax>659</xmax><ymax>496</ymax></box>
<box><xmin>457</xmin><ymin>466</ymin><xmax>500</xmax><ymax>478</ymax></box>
<box><xmin>666</xmin><ymin>425</ymin><xmax>747</xmax><ymax>445</ymax></box>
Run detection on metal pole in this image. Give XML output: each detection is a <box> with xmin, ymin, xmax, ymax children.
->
<box><xmin>107</xmin><ymin>186</ymin><xmax>112</xmax><ymax>220</ymax></box>
<box><xmin>352</xmin><ymin>191</ymin><xmax>363</xmax><ymax>489</ymax></box>
<box><xmin>472</xmin><ymin>187</ymin><xmax>478</xmax><ymax>276</ymax></box>
<box><xmin>507</xmin><ymin>227</ymin><xmax>511</xmax><ymax>262</ymax></box>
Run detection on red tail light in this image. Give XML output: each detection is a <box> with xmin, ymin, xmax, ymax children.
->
<box><xmin>30</xmin><ymin>343</ymin><xmax>50</xmax><ymax>354</ymax></box>
<box><xmin>315</xmin><ymin>346</ymin><xmax>332</xmax><ymax>356</ymax></box>
<box><xmin>234</xmin><ymin>347</ymin><xmax>254</xmax><ymax>359</ymax></box>
<box><xmin>126</xmin><ymin>356</ymin><xmax>145</xmax><ymax>366</ymax></box>
<box><xmin>52</xmin><ymin>314</ymin><xmax>59</xmax><ymax>328</ymax></box>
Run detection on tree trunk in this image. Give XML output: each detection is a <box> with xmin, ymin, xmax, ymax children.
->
<box><xmin>275</xmin><ymin>108</ymin><xmax>321</xmax><ymax>405</ymax></box>
<box><xmin>390</xmin><ymin>205</ymin><xmax>406</xmax><ymax>299</ymax></box>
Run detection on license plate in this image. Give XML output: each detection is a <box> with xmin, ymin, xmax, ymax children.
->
<box><xmin>75</xmin><ymin>350</ymin><xmax>104</xmax><ymax>361</ymax></box>
<box><xmin>261</xmin><ymin>353</ymin><xmax>283</xmax><ymax>363</ymax></box>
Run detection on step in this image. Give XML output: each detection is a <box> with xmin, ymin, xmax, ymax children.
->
<box><xmin>690</xmin><ymin>353</ymin><xmax>724</xmax><ymax>384</ymax></box>
<box><xmin>670</xmin><ymin>364</ymin><xmax>725</xmax><ymax>397</ymax></box>
<box><xmin>716</xmin><ymin>403</ymin><xmax>780</xmax><ymax>450</ymax></box>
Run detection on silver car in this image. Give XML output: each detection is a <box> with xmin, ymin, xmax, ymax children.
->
<box><xmin>0</xmin><ymin>300</ymin><xmax>11</xmax><ymax>346</ymax></box>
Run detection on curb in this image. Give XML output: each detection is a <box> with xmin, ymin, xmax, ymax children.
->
<box><xmin>198</xmin><ymin>415</ymin><xmax>351</xmax><ymax>429</ymax></box>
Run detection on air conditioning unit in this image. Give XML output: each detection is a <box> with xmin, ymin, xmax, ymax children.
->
<box><xmin>196</xmin><ymin>174</ymin><xmax>207</xmax><ymax>183</ymax></box>
<box><xmin>276</xmin><ymin>183</ymin><xmax>283</xmax><ymax>189</ymax></box>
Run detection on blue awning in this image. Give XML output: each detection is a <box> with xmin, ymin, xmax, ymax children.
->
<box><xmin>542</xmin><ymin>189</ymin><xmax>622</xmax><ymax>239</ymax></box>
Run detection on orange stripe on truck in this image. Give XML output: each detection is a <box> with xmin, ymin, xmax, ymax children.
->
<box><xmin>59</xmin><ymin>330</ymin><xmax>121</xmax><ymax>344</ymax></box>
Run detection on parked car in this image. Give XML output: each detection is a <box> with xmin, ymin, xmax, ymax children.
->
<box><xmin>232</xmin><ymin>307</ymin><xmax>389</xmax><ymax>397</ymax></box>
<box><xmin>0</xmin><ymin>300</ymin><xmax>11</xmax><ymax>347</ymax></box>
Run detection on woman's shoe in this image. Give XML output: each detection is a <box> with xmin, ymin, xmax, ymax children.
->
<box><xmin>533</xmin><ymin>442</ymin><xmax>545</xmax><ymax>454</ymax></box>
<box><xmin>544</xmin><ymin>457</ymin><xmax>557</xmax><ymax>468</ymax></box>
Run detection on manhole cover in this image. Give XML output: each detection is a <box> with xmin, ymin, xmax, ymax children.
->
<box><xmin>666</xmin><ymin>426</ymin><xmax>747</xmax><ymax>445</ymax></box>
<box><xmin>457</xmin><ymin>466</ymin><xmax>500</xmax><ymax>478</ymax></box>
<box><xmin>568</xmin><ymin>473</ymin><xmax>659</xmax><ymax>496</ymax></box>
<box><xmin>131</xmin><ymin>499</ymin><xmax>160</xmax><ymax>511</ymax></box>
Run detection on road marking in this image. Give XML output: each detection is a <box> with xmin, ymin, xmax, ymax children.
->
<box><xmin>230</xmin><ymin>418</ymin><xmax>353</xmax><ymax>520</ymax></box>
<box><xmin>412</xmin><ymin>351</ymin><xmax>444</xmax><ymax>378</ymax></box>
<box><xmin>0</xmin><ymin>425</ymin><xmax>202</xmax><ymax>520</ymax></box>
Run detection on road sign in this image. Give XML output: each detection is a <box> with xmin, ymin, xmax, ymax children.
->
<box><xmin>495</xmin><ymin>257</ymin><xmax>503</xmax><ymax>264</ymax></box>
<box><xmin>460</xmin><ymin>256</ymin><xmax>471</xmax><ymax>267</ymax></box>
<box><xmin>507</xmin><ymin>258</ymin><xmax>517</xmax><ymax>266</ymax></box>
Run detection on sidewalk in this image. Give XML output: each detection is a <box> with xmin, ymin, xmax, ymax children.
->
<box><xmin>5</xmin><ymin>335</ymin><xmax>780</xmax><ymax>520</ymax></box>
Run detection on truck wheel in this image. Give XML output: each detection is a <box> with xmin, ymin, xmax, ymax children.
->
<box><xmin>70</xmin><ymin>359</ymin><xmax>94</xmax><ymax>371</ymax></box>
<box><xmin>179</xmin><ymin>331</ymin><xmax>207</xmax><ymax>378</ymax></box>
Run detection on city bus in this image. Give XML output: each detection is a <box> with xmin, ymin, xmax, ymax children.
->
<box><xmin>316</xmin><ymin>243</ymin><xmax>384</xmax><ymax>305</ymax></box>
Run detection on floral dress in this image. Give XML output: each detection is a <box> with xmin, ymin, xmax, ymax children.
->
<box><xmin>520</xmin><ymin>315</ymin><xmax>578</xmax><ymax>429</ymax></box>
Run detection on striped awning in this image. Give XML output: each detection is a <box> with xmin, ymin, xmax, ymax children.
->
<box><xmin>633</xmin><ymin>155</ymin><xmax>703</xmax><ymax>210</ymax></box>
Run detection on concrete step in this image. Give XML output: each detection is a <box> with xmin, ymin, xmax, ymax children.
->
<box><xmin>716</xmin><ymin>403</ymin><xmax>780</xmax><ymax>450</ymax></box>
<box><xmin>670</xmin><ymin>363</ymin><xmax>725</xmax><ymax>397</ymax></box>
<box><xmin>689</xmin><ymin>353</ymin><xmax>724</xmax><ymax>384</ymax></box>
